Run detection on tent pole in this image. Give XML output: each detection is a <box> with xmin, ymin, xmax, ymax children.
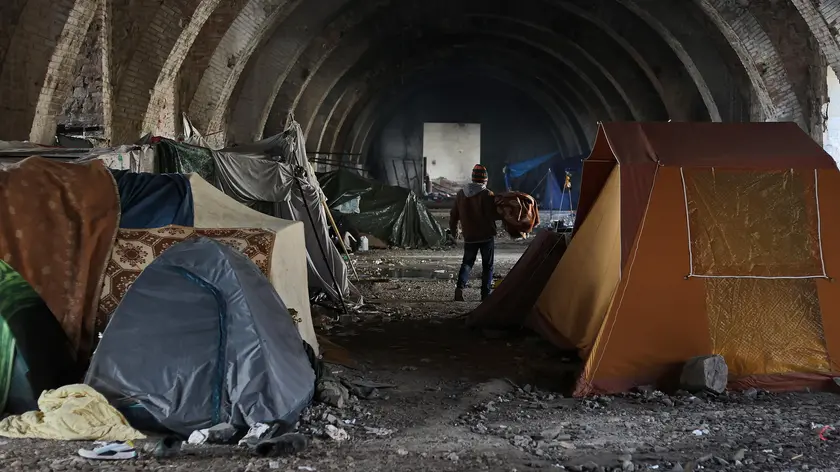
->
<box><xmin>322</xmin><ymin>198</ymin><xmax>360</xmax><ymax>281</ymax></box>
<box><xmin>293</xmin><ymin>175</ymin><xmax>350</xmax><ymax>315</ymax></box>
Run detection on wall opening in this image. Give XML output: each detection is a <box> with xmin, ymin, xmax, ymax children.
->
<box><xmin>823</xmin><ymin>67</ymin><xmax>840</xmax><ymax>168</ymax></box>
<box><xmin>422</xmin><ymin>122</ymin><xmax>481</xmax><ymax>186</ymax></box>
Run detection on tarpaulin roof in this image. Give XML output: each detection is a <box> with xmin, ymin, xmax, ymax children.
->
<box><xmin>592</xmin><ymin>122</ymin><xmax>837</xmax><ymax>169</ymax></box>
<box><xmin>318</xmin><ymin>168</ymin><xmax>447</xmax><ymax>249</ymax></box>
<box><xmin>110</xmin><ymin>170</ymin><xmax>194</xmax><ymax>229</ymax></box>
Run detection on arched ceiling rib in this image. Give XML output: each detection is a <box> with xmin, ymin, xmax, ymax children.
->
<box><xmin>298</xmin><ymin>37</ymin><xmax>606</xmax><ymax>157</ymax></box>
<box><xmin>310</xmin><ymin>51</ymin><xmax>596</xmax><ymax>160</ymax></box>
<box><xmin>0</xmin><ymin>0</ymin><xmax>828</xmax><ymax>159</ymax></box>
<box><xmin>232</xmin><ymin>0</ymin><xmax>679</xmax><ymax>144</ymax></box>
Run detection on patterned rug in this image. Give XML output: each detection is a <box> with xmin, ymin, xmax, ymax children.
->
<box><xmin>98</xmin><ymin>226</ymin><xmax>276</xmax><ymax>331</ymax></box>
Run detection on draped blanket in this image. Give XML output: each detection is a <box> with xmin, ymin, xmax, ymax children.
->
<box><xmin>0</xmin><ymin>157</ymin><xmax>120</xmax><ymax>359</ymax></box>
<box><xmin>98</xmin><ymin>226</ymin><xmax>276</xmax><ymax>327</ymax></box>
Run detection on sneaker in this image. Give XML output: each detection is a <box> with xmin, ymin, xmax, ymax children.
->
<box><xmin>454</xmin><ymin>287</ymin><xmax>464</xmax><ymax>302</ymax></box>
<box><xmin>78</xmin><ymin>441</ymin><xmax>137</xmax><ymax>460</ymax></box>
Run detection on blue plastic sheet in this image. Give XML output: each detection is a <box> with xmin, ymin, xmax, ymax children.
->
<box><xmin>111</xmin><ymin>170</ymin><xmax>195</xmax><ymax>229</ymax></box>
<box><xmin>506</xmin><ymin>152</ymin><xmax>559</xmax><ymax>178</ymax></box>
<box><xmin>541</xmin><ymin>170</ymin><xmax>575</xmax><ymax>211</ymax></box>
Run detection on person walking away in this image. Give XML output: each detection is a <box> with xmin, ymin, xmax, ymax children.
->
<box><xmin>450</xmin><ymin>164</ymin><xmax>498</xmax><ymax>301</ymax></box>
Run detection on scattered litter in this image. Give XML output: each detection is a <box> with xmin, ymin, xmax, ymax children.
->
<box><xmin>691</xmin><ymin>429</ymin><xmax>709</xmax><ymax>436</ymax></box>
<box><xmin>238</xmin><ymin>423</ymin><xmax>271</xmax><ymax>446</ymax></box>
<box><xmin>397</xmin><ymin>448</ymin><xmax>409</xmax><ymax>456</ymax></box>
<box><xmin>269</xmin><ymin>460</ymin><xmax>281</xmax><ymax>469</ymax></box>
<box><xmin>446</xmin><ymin>452</ymin><xmax>459</xmax><ymax>461</ymax></box>
<box><xmin>434</xmin><ymin>269</ymin><xmax>445</xmax><ymax>273</ymax></box>
<box><xmin>188</xmin><ymin>423</ymin><xmax>238</xmax><ymax>445</ymax></box>
<box><xmin>364</xmin><ymin>427</ymin><xmax>395</xmax><ymax>436</ymax></box>
<box><xmin>346</xmin><ymin>379</ymin><xmax>396</xmax><ymax>389</ymax></box>
<box><xmin>78</xmin><ymin>441</ymin><xmax>137</xmax><ymax>460</ymax></box>
<box><xmin>152</xmin><ymin>436</ymin><xmax>182</xmax><ymax>459</ymax></box>
<box><xmin>325</xmin><ymin>425</ymin><xmax>349</xmax><ymax>442</ymax></box>
<box><xmin>298</xmin><ymin>467</ymin><xmax>316</xmax><ymax>471</ymax></box>
<box><xmin>188</xmin><ymin>429</ymin><xmax>209</xmax><ymax>445</ymax></box>
<box><xmin>819</xmin><ymin>425</ymin><xmax>834</xmax><ymax>441</ymax></box>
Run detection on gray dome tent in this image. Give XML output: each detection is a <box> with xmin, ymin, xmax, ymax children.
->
<box><xmin>85</xmin><ymin>237</ymin><xmax>315</xmax><ymax>436</ymax></box>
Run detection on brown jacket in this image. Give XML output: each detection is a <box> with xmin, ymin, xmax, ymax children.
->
<box><xmin>450</xmin><ymin>186</ymin><xmax>498</xmax><ymax>242</ymax></box>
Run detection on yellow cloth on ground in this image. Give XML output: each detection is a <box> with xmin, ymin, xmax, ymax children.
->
<box><xmin>0</xmin><ymin>384</ymin><xmax>144</xmax><ymax>441</ymax></box>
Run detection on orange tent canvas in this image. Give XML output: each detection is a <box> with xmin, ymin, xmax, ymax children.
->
<box><xmin>533</xmin><ymin>122</ymin><xmax>840</xmax><ymax>396</ymax></box>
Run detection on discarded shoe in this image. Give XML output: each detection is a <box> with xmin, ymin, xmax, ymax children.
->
<box><xmin>78</xmin><ymin>441</ymin><xmax>137</xmax><ymax>460</ymax></box>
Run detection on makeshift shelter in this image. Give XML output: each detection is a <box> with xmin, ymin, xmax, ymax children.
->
<box><xmin>86</xmin><ymin>237</ymin><xmax>316</xmax><ymax>436</ymax></box>
<box><xmin>318</xmin><ymin>168</ymin><xmax>447</xmax><ymax>248</ymax></box>
<box><xmin>0</xmin><ymin>261</ymin><xmax>78</xmax><ymax>414</ymax></box>
<box><xmin>467</xmin><ymin>230</ymin><xmax>567</xmax><ymax>340</ymax></box>
<box><xmin>532</xmin><ymin>122</ymin><xmax>840</xmax><ymax>395</ymax></box>
<box><xmin>155</xmin><ymin>139</ymin><xmax>358</xmax><ymax>305</ymax></box>
<box><xmin>0</xmin><ymin>157</ymin><xmax>120</xmax><ymax>360</ymax></box>
<box><xmin>110</xmin><ymin>170</ymin><xmax>194</xmax><ymax>229</ymax></box>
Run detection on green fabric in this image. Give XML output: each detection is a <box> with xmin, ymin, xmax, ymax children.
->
<box><xmin>0</xmin><ymin>261</ymin><xmax>77</xmax><ymax>413</ymax></box>
<box><xmin>155</xmin><ymin>139</ymin><xmax>216</xmax><ymax>178</ymax></box>
<box><xmin>0</xmin><ymin>260</ymin><xmax>39</xmax><ymax>412</ymax></box>
<box><xmin>318</xmin><ymin>169</ymin><xmax>447</xmax><ymax>248</ymax></box>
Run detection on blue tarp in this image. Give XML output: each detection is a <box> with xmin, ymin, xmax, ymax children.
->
<box><xmin>506</xmin><ymin>152</ymin><xmax>559</xmax><ymax>178</ymax></box>
<box><xmin>111</xmin><ymin>170</ymin><xmax>195</xmax><ymax>229</ymax></box>
<box><xmin>541</xmin><ymin>170</ymin><xmax>575</xmax><ymax>211</ymax></box>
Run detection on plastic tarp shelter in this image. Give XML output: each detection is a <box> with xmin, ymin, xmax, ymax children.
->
<box><xmin>187</xmin><ymin>173</ymin><xmax>319</xmax><ymax>354</ymax></box>
<box><xmin>532</xmin><ymin>121</ymin><xmax>840</xmax><ymax>396</ymax></box>
<box><xmin>110</xmin><ymin>170</ymin><xmax>194</xmax><ymax>229</ymax></box>
<box><xmin>0</xmin><ymin>260</ymin><xmax>78</xmax><ymax>414</ymax></box>
<box><xmin>155</xmin><ymin>139</ymin><xmax>357</xmax><ymax>305</ymax></box>
<box><xmin>86</xmin><ymin>237</ymin><xmax>315</xmax><ymax>436</ymax></box>
<box><xmin>318</xmin><ymin>168</ymin><xmax>447</xmax><ymax>248</ymax></box>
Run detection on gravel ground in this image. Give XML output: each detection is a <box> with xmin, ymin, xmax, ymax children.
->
<box><xmin>3</xmin><ymin>240</ymin><xmax>840</xmax><ymax>471</ymax></box>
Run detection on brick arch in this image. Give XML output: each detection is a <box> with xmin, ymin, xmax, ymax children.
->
<box><xmin>693</xmin><ymin>0</ymin><xmax>803</xmax><ymax>125</ymax></box>
<box><xmin>250</xmin><ymin>0</ymin><xmax>672</xmax><ymax>145</ymax></box>
<box><xmin>140</xmin><ymin>0</ymin><xmax>231</xmax><ymax>138</ymax></box>
<box><xmin>28</xmin><ymin>0</ymin><xmax>99</xmax><ymax>144</ymax></box>
<box><xmin>296</xmin><ymin>28</ymin><xmax>630</xmax><ymax>155</ymax></box>
<box><xmin>188</xmin><ymin>0</ymin><xmax>348</xmax><ymax>148</ymax></box>
<box><xmin>226</xmin><ymin>0</ymin><xmax>392</xmax><ymax>144</ymax></box>
<box><xmin>0</xmin><ymin>0</ymin><xmax>84</xmax><ymax>141</ymax></box>
<box><xmin>348</xmin><ymin>63</ymin><xmax>592</xmax><ymax>166</ymax></box>
<box><xmin>263</xmin><ymin>9</ymin><xmax>668</xmax><ymax>145</ymax></box>
<box><xmin>318</xmin><ymin>39</ymin><xmax>609</xmax><ymax>160</ymax></box>
<box><xmin>332</xmin><ymin>44</ymin><xmax>606</xmax><ymax>159</ymax></box>
<box><xmin>305</xmin><ymin>53</ymin><xmax>595</xmax><ymax>161</ymax></box>
<box><xmin>184</xmin><ymin>0</ymin><xmax>302</xmax><ymax>147</ymax></box>
<box><xmin>310</xmin><ymin>57</ymin><xmax>592</xmax><ymax>161</ymax></box>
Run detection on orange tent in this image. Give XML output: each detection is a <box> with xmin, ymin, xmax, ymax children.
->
<box><xmin>532</xmin><ymin>122</ymin><xmax>840</xmax><ymax>395</ymax></box>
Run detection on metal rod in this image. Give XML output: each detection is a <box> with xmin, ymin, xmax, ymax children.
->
<box><xmin>292</xmin><ymin>174</ymin><xmax>349</xmax><ymax>315</ymax></box>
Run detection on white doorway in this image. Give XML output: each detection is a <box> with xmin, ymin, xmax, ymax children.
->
<box><xmin>824</xmin><ymin>67</ymin><xmax>840</xmax><ymax>168</ymax></box>
<box><xmin>422</xmin><ymin>122</ymin><xmax>481</xmax><ymax>184</ymax></box>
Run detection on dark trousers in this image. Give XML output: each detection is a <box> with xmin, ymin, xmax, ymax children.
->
<box><xmin>456</xmin><ymin>239</ymin><xmax>495</xmax><ymax>296</ymax></box>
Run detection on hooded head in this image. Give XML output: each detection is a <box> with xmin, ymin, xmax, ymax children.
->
<box><xmin>471</xmin><ymin>164</ymin><xmax>488</xmax><ymax>184</ymax></box>
<box><xmin>464</xmin><ymin>164</ymin><xmax>489</xmax><ymax>197</ymax></box>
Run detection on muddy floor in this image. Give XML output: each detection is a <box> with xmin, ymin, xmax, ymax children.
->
<box><xmin>3</xmin><ymin>239</ymin><xmax>840</xmax><ymax>471</ymax></box>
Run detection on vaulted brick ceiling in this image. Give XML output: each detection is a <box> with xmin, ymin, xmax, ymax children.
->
<box><xmin>0</xmin><ymin>0</ymin><xmax>838</xmax><ymax>162</ymax></box>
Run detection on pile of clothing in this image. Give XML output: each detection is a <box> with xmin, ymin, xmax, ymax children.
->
<box><xmin>495</xmin><ymin>192</ymin><xmax>540</xmax><ymax>238</ymax></box>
